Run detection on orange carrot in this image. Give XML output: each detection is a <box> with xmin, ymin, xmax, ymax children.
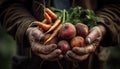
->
<box><xmin>44</xmin><ymin>24</ymin><xmax>62</xmax><ymax>45</ymax></box>
<box><xmin>44</xmin><ymin>12</ymin><xmax>52</xmax><ymax>23</ymax></box>
<box><xmin>33</xmin><ymin>21</ymin><xmax>51</xmax><ymax>31</ymax></box>
<box><xmin>45</xmin><ymin>8</ymin><xmax>57</xmax><ymax>20</ymax></box>
<box><xmin>42</xmin><ymin>19</ymin><xmax>48</xmax><ymax>24</ymax></box>
<box><xmin>46</xmin><ymin>19</ymin><xmax>61</xmax><ymax>33</ymax></box>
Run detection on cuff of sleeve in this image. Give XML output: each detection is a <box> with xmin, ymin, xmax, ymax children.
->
<box><xmin>97</xmin><ymin>17</ymin><xmax>119</xmax><ymax>46</ymax></box>
<box><xmin>15</xmin><ymin>18</ymin><xmax>35</xmax><ymax>46</ymax></box>
<box><xmin>15</xmin><ymin>17</ymin><xmax>36</xmax><ymax>56</ymax></box>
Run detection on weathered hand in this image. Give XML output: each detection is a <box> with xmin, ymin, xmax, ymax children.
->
<box><xmin>65</xmin><ymin>48</ymin><xmax>89</xmax><ymax>62</ymax></box>
<box><xmin>65</xmin><ymin>25</ymin><xmax>106</xmax><ymax>62</ymax></box>
<box><xmin>86</xmin><ymin>25</ymin><xmax>106</xmax><ymax>45</ymax></box>
<box><xmin>26</xmin><ymin>27</ymin><xmax>63</xmax><ymax>61</ymax></box>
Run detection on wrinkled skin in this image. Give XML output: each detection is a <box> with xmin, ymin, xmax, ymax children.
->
<box><xmin>65</xmin><ymin>25</ymin><xmax>106</xmax><ymax>62</ymax></box>
<box><xmin>26</xmin><ymin>26</ymin><xmax>63</xmax><ymax>61</ymax></box>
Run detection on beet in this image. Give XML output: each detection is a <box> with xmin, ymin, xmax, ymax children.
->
<box><xmin>59</xmin><ymin>23</ymin><xmax>76</xmax><ymax>39</ymax></box>
<box><xmin>75</xmin><ymin>23</ymin><xmax>88</xmax><ymax>38</ymax></box>
<box><xmin>57</xmin><ymin>40</ymin><xmax>71</xmax><ymax>54</ymax></box>
<box><xmin>71</xmin><ymin>36</ymin><xmax>85</xmax><ymax>47</ymax></box>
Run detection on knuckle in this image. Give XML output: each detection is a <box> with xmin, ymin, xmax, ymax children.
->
<box><xmin>55</xmin><ymin>49</ymin><xmax>62</xmax><ymax>54</ymax></box>
<box><xmin>49</xmin><ymin>44</ymin><xmax>57</xmax><ymax>49</ymax></box>
<box><xmin>32</xmin><ymin>44</ymin><xmax>42</xmax><ymax>53</ymax></box>
<box><xmin>42</xmin><ymin>50</ymin><xmax>47</xmax><ymax>53</ymax></box>
<box><xmin>88</xmin><ymin>45</ymin><xmax>96</xmax><ymax>52</ymax></box>
<box><xmin>41</xmin><ymin>48</ymin><xmax>49</xmax><ymax>54</ymax></box>
<box><xmin>66</xmin><ymin>51</ymin><xmax>71</xmax><ymax>55</ymax></box>
<box><xmin>31</xmin><ymin>29</ymin><xmax>44</xmax><ymax>40</ymax></box>
<box><xmin>52</xmin><ymin>51</ymin><xmax>58</xmax><ymax>56</ymax></box>
<box><xmin>69</xmin><ymin>51</ymin><xmax>74</xmax><ymax>56</ymax></box>
<box><xmin>73</xmin><ymin>47</ymin><xmax>79</xmax><ymax>52</ymax></box>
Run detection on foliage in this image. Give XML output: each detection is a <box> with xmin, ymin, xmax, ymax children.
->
<box><xmin>50</xmin><ymin>6</ymin><xmax>98</xmax><ymax>28</ymax></box>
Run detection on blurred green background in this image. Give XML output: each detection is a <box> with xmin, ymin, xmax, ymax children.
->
<box><xmin>0</xmin><ymin>25</ymin><xmax>16</xmax><ymax>69</ymax></box>
<box><xmin>0</xmin><ymin>24</ymin><xmax>120</xmax><ymax>69</ymax></box>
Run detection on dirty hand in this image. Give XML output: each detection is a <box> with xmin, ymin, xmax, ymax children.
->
<box><xmin>26</xmin><ymin>27</ymin><xmax>63</xmax><ymax>61</ymax></box>
<box><xmin>65</xmin><ymin>25</ymin><xmax>106</xmax><ymax>62</ymax></box>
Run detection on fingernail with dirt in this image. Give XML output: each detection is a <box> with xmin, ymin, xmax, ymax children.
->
<box><xmin>86</xmin><ymin>37</ymin><xmax>91</xmax><ymax>44</ymax></box>
<box><xmin>56</xmin><ymin>49</ymin><xmax>62</xmax><ymax>54</ymax></box>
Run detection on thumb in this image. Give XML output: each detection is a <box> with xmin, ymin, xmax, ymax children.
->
<box><xmin>31</xmin><ymin>27</ymin><xmax>44</xmax><ymax>41</ymax></box>
<box><xmin>85</xmin><ymin>26</ymin><xmax>102</xmax><ymax>44</ymax></box>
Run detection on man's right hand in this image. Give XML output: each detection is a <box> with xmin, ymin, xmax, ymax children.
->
<box><xmin>26</xmin><ymin>26</ymin><xmax>63</xmax><ymax>61</ymax></box>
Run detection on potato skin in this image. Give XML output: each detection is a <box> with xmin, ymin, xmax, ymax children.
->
<box><xmin>75</xmin><ymin>23</ymin><xmax>88</xmax><ymax>38</ymax></box>
<box><xmin>70</xmin><ymin>36</ymin><xmax>85</xmax><ymax>47</ymax></box>
<box><xmin>57</xmin><ymin>40</ymin><xmax>71</xmax><ymax>54</ymax></box>
<box><xmin>59</xmin><ymin>23</ymin><xmax>76</xmax><ymax>40</ymax></box>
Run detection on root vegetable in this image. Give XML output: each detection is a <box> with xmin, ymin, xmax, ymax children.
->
<box><xmin>75</xmin><ymin>23</ymin><xmax>88</xmax><ymax>38</ymax></box>
<box><xmin>59</xmin><ymin>23</ymin><xmax>76</xmax><ymax>39</ymax></box>
<box><xmin>45</xmin><ymin>8</ymin><xmax>58</xmax><ymax>20</ymax></box>
<box><xmin>42</xmin><ymin>19</ymin><xmax>48</xmax><ymax>24</ymax></box>
<box><xmin>71</xmin><ymin>36</ymin><xmax>85</xmax><ymax>47</ymax></box>
<box><xmin>44</xmin><ymin>12</ymin><xmax>52</xmax><ymax>23</ymax></box>
<box><xmin>44</xmin><ymin>24</ymin><xmax>62</xmax><ymax>45</ymax></box>
<box><xmin>46</xmin><ymin>19</ymin><xmax>61</xmax><ymax>33</ymax></box>
<box><xmin>33</xmin><ymin>21</ymin><xmax>51</xmax><ymax>31</ymax></box>
<box><xmin>57</xmin><ymin>40</ymin><xmax>70</xmax><ymax>54</ymax></box>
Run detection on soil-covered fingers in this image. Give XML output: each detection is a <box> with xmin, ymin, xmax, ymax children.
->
<box><xmin>31</xmin><ymin>43</ymin><xmax>57</xmax><ymax>54</ymax></box>
<box><xmin>30</xmin><ymin>27</ymin><xmax>44</xmax><ymax>41</ymax></box>
<box><xmin>86</xmin><ymin>26</ymin><xmax>102</xmax><ymax>44</ymax></box>
<box><xmin>37</xmin><ymin>49</ymin><xmax>63</xmax><ymax>61</ymax></box>
<box><xmin>65</xmin><ymin>50</ymin><xmax>89</xmax><ymax>62</ymax></box>
<box><xmin>27</xmin><ymin>27</ymin><xmax>44</xmax><ymax>44</ymax></box>
<box><xmin>49</xmin><ymin>54</ymin><xmax>63</xmax><ymax>61</ymax></box>
<box><xmin>72</xmin><ymin>44</ymin><xmax>97</xmax><ymax>55</ymax></box>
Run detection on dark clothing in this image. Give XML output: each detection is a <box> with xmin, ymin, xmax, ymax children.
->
<box><xmin>0</xmin><ymin>0</ymin><xmax>120</xmax><ymax>69</ymax></box>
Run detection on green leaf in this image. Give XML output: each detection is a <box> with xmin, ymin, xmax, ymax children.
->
<box><xmin>50</xmin><ymin>6</ymin><xmax>97</xmax><ymax>28</ymax></box>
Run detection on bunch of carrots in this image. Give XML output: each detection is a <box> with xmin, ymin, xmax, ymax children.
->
<box><xmin>33</xmin><ymin>8</ymin><xmax>62</xmax><ymax>45</ymax></box>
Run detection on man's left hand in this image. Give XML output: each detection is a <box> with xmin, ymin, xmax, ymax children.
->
<box><xmin>65</xmin><ymin>25</ymin><xmax>106</xmax><ymax>62</ymax></box>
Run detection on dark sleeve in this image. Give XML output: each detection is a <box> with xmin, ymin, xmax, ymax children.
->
<box><xmin>96</xmin><ymin>4</ymin><xmax>120</xmax><ymax>46</ymax></box>
<box><xmin>0</xmin><ymin>2</ymin><xmax>37</xmax><ymax>48</ymax></box>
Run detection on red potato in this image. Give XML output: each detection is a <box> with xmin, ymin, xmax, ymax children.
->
<box><xmin>59</xmin><ymin>23</ymin><xmax>76</xmax><ymax>40</ymax></box>
<box><xmin>57</xmin><ymin>40</ymin><xmax>71</xmax><ymax>54</ymax></box>
<box><xmin>71</xmin><ymin>36</ymin><xmax>85</xmax><ymax>47</ymax></box>
<box><xmin>75</xmin><ymin>23</ymin><xmax>89</xmax><ymax>38</ymax></box>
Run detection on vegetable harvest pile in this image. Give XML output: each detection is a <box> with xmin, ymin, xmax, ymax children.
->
<box><xmin>33</xmin><ymin>6</ymin><xmax>98</xmax><ymax>54</ymax></box>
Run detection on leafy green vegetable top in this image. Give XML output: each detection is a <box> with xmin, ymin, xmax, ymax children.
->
<box><xmin>50</xmin><ymin>6</ymin><xmax>98</xmax><ymax>28</ymax></box>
